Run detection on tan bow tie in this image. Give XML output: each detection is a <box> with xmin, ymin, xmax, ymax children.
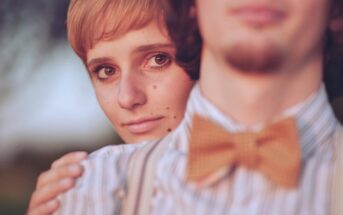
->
<box><xmin>187</xmin><ymin>115</ymin><xmax>301</xmax><ymax>188</ymax></box>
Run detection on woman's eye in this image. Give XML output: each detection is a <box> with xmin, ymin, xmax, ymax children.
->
<box><xmin>97</xmin><ymin>66</ymin><xmax>116</xmax><ymax>80</ymax></box>
<box><xmin>147</xmin><ymin>54</ymin><xmax>171</xmax><ymax>68</ymax></box>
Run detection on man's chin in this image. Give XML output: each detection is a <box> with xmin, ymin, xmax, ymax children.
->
<box><xmin>223</xmin><ymin>43</ymin><xmax>284</xmax><ymax>74</ymax></box>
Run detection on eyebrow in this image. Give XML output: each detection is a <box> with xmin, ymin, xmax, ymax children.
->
<box><xmin>87</xmin><ymin>57</ymin><xmax>113</xmax><ymax>69</ymax></box>
<box><xmin>132</xmin><ymin>43</ymin><xmax>174</xmax><ymax>54</ymax></box>
<box><xmin>87</xmin><ymin>43</ymin><xmax>175</xmax><ymax>68</ymax></box>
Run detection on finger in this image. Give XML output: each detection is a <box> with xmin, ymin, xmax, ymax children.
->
<box><xmin>28</xmin><ymin>199</ymin><xmax>59</xmax><ymax>215</ymax></box>
<box><xmin>30</xmin><ymin>178</ymin><xmax>75</xmax><ymax>209</ymax></box>
<box><xmin>51</xmin><ymin>151</ymin><xmax>87</xmax><ymax>169</ymax></box>
<box><xmin>37</xmin><ymin>164</ymin><xmax>83</xmax><ymax>189</ymax></box>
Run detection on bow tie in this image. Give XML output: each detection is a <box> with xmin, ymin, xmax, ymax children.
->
<box><xmin>187</xmin><ymin>115</ymin><xmax>301</xmax><ymax>188</ymax></box>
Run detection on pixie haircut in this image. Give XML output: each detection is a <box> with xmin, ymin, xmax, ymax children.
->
<box><xmin>67</xmin><ymin>0</ymin><xmax>164</xmax><ymax>63</ymax></box>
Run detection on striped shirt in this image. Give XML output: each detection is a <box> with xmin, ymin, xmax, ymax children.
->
<box><xmin>56</xmin><ymin>83</ymin><xmax>341</xmax><ymax>215</ymax></box>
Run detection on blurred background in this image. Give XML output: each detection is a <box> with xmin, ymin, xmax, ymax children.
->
<box><xmin>0</xmin><ymin>0</ymin><xmax>120</xmax><ymax>214</ymax></box>
<box><xmin>0</xmin><ymin>0</ymin><xmax>342</xmax><ymax>214</ymax></box>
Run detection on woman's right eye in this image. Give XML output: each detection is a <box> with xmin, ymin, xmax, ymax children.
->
<box><xmin>92</xmin><ymin>65</ymin><xmax>117</xmax><ymax>81</ymax></box>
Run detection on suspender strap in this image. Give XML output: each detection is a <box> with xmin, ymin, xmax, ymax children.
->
<box><xmin>331</xmin><ymin>126</ymin><xmax>343</xmax><ymax>215</ymax></box>
<box><xmin>122</xmin><ymin>139</ymin><xmax>168</xmax><ymax>215</ymax></box>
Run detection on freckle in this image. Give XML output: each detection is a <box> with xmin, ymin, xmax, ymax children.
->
<box><xmin>150</xmin><ymin>112</ymin><xmax>153</xmax><ymax>116</ymax></box>
<box><xmin>173</xmin><ymin>115</ymin><xmax>177</xmax><ymax>119</ymax></box>
<box><xmin>166</xmin><ymin>107</ymin><xmax>170</xmax><ymax>110</ymax></box>
<box><xmin>167</xmin><ymin>128</ymin><xmax>172</xmax><ymax>132</ymax></box>
<box><xmin>153</xmin><ymin>85</ymin><xmax>157</xmax><ymax>89</ymax></box>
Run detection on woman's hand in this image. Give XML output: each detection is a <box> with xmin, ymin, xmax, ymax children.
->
<box><xmin>27</xmin><ymin>151</ymin><xmax>87</xmax><ymax>215</ymax></box>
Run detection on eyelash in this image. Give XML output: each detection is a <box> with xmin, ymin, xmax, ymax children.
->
<box><xmin>90</xmin><ymin>64</ymin><xmax>117</xmax><ymax>82</ymax></box>
<box><xmin>89</xmin><ymin>52</ymin><xmax>173</xmax><ymax>82</ymax></box>
<box><xmin>143</xmin><ymin>52</ymin><xmax>173</xmax><ymax>71</ymax></box>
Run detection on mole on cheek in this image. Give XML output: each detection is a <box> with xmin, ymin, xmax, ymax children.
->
<box><xmin>173</xmin><ymin>115</ymin><xmax>177</xmax><ymax>119</ymax></box>
<box><xmin>153</xmin><ymin>85</ymin><xmax>157</xmax><ymax>89</ymax></box>
<box><xmin>166</xmin><ymin>107</ymin><xmax>170</xmax><ymax>110</ymax></box>
<box><xmin>167</xmin><ymin>128</ymin><xmax>172</xmax><ymax>132</ymax></box>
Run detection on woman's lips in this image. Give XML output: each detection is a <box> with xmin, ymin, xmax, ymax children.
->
<box><xmin>230</xmin><ymin>5</ymin><xmax>286</xmax><ymax>27</ymax></box>
<box><xmin>122</xmin><ymin>116</ymin><xmax>165</xmax><ymax>134</ymax></box>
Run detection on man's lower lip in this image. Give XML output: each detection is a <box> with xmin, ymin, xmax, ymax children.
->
<box><xmin>125</xmin><ymin>118</ymin><xmax>163</xmax><ymax>134</ymax></box>
<box><xmin>231</xmin><ymin>9</ymin><xmax>285</xmax><ymax>27</ymax></box>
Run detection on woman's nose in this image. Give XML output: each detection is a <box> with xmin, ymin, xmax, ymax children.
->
<box><xmin>117</xmin><ymin>75</ymin><xmax>147</xmax><ymax>110</ymax></box>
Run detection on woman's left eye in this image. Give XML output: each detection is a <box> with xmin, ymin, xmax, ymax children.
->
<box><xmin>146</xmin><ymin>54</ymin><xmax>171</xmax><ymax>68</ymax></box>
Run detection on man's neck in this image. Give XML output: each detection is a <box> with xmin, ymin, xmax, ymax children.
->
<box><xmin>199</xmin><ymin>48</ymin><xmax>323</xmax><ymax>127</ymax></box>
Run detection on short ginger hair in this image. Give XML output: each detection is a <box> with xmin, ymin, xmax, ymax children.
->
<box><xmin>67</xmin><ymin>0</ymin><xmax>164</xmax><ymax>63</ymax></box>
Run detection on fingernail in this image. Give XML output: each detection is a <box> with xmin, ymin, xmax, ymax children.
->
<box><xmin>75</xmin><ymin>152</ymin><xmax>87</xmax><ymax>159</ymax></box>
<box><xmin>60</xmin><ymin>178</ymin><xmax>72</xmax><ymax>186</ymax></box>
<box><xmin>68</xmin><ymin>164</ymin><xmax>80</xmax><ymax>173</ymax></box>
<box><xmin>47</xmin><ymin>199</ymin><xmax>58</xmax><ymax>208</ymax></box>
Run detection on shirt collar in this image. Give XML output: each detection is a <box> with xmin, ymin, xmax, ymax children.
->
<box><xmin>179</xmin><ymin>83</ymin><xmax>338</xmax><ymax>159</ymax></box>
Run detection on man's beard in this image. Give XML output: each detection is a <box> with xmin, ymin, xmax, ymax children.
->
<box><xmin>224</xmin><ymin>41</ymin><xmax>284</xmax><ymax>74</ymax></box>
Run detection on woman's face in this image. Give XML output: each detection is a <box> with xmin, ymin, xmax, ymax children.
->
<box><xmin>86</xmin><ymin>21</ymin><xmax>194</xmax><ymax>143</ymax></box>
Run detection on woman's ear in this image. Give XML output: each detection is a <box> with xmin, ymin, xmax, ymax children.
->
<box><xmin>330</xmin><ymin>13</ymin><xmax>343</xmax><ymax>30</ymax></box>
<box><xmin>329</xmin><ymin>17</ymin><xmax>343</xmax><ymax>45</ymax></box>
<box><xmin>189</xmin><ymin>5</ymin><xmax>196</xmax><ymax>18</ymax></box>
